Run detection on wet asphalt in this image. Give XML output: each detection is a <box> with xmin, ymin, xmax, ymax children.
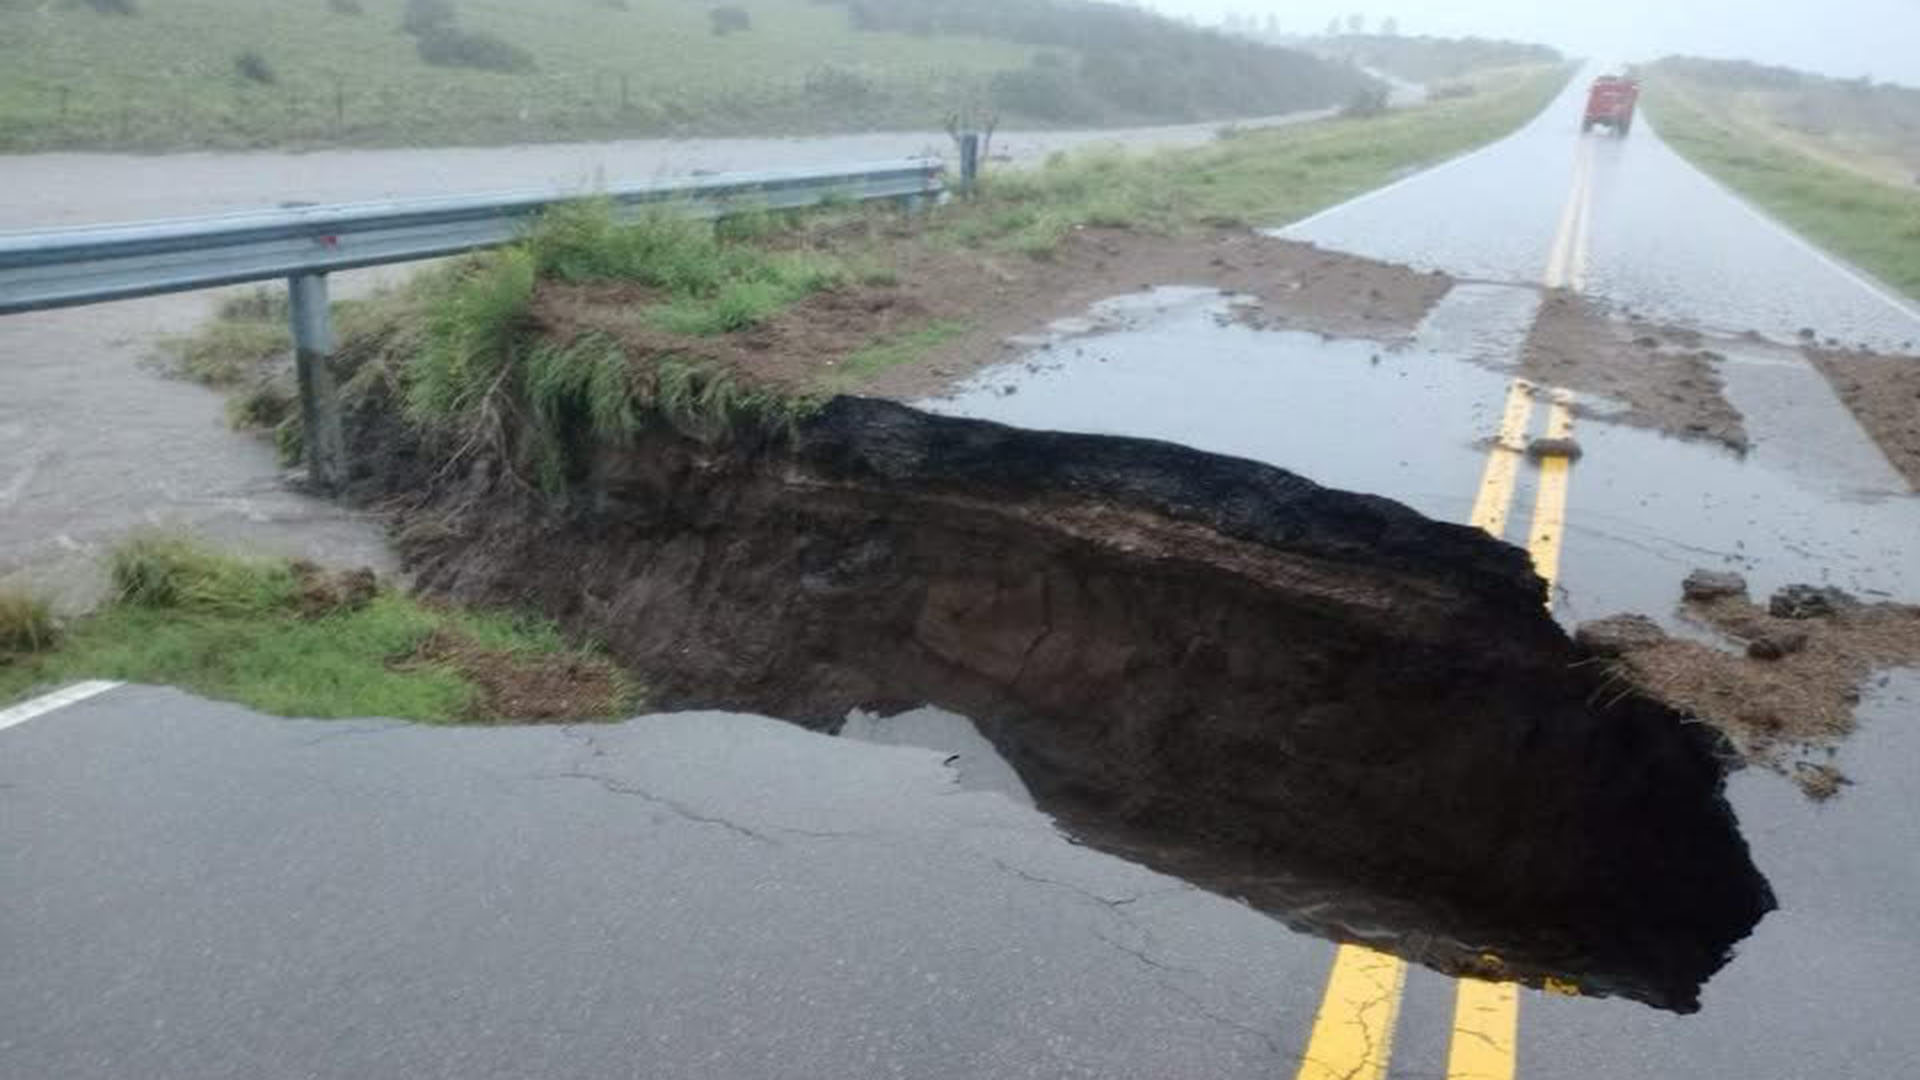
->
<box><xmin>7</xmin><ymin>73</ymin><xmax>1920</xmax><ymax>1079</ymax></box>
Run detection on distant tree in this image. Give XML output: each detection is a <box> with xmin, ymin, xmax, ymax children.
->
<box><xmin>1325</xmin><ymin>16</ymin><xmax>1342</xmax><ymax>36</ymax></box>
<box><xmin>1264</xmin><ymin>14</ymin><xmax>1279</xmax><ymax>37</ymax></box>
<box><xmin>1381</xmin><ymin>16</ymin><xmax>1399</xmax><ymax>36</ymax></box>
<box><xmin>81</xmin><ymin>0</ymin><xmax>138</xmax><ymax>13</ymax></box>
<box><xmin>710</xmin><ymin>5</ymin><xmax>751</xmax><ymax>35</ymax></box>
<box><xmin>234</xmin><ymin>50</ymin><xmax>277</xmax><ymax>85</ymax></box>
<box><xmin>327</xmin><ymin>0</ymin><xmax>364</xmax><ymax>14</ymax></box>
<box><xmin>1346</xmin><ymin>13</ymin><xmax>1365</xmax><ymax>34</ymax></box>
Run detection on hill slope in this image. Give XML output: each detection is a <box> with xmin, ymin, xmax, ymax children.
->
<box><xmin>0</xmin><ymin>0</ymin><xmax>1373</xmax><ymax>152</ymax></box>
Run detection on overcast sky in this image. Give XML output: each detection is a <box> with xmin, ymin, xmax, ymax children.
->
<box><xmin>1140</xmin><ymin>0</ymin><xmax>1920</xmax><ymax>86</ymax></box>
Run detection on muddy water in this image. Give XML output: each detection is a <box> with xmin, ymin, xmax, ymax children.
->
<box><xmin>0</xmin><ymin>115</ymin><xmax>1324</xmax><ymax>601</ymax></box>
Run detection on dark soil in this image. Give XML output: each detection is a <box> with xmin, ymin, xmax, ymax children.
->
<box><xmin>1804</xmin><ymin>346</ymin><xmax>1920</xmax><ymax>491</ymax></box>
<box><xmin>532</xmin><ymin>225</ymin><xmax>1455</xmax><ymax>403</ymax></box>
<box><xmin>355</xmin><ymin>391</ymin><xmax>1771</xmax><ymax>1013</ymax></box>
<box><xmin>1581</xmin><ymin>577</ymin><xmax>1920</xmax><ymax>800</ymax></box>
<box><xmin>1522</xmin><ymin>293</ymin><xmax>1750</xmax><ymax>451</ymax></box>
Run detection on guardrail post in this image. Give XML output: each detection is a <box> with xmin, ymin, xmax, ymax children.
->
<box><xmin>958</xmin><ymin>132</ymin><xmax>981</xmax><ymax>195</ymax></box>
<box><xmin>287</xmin><ymin>272</ymin><xmax>349</xmax><ymax>492</ymax></box>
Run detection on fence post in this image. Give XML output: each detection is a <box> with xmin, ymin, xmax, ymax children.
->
<box><xmin>287</xmin><ymin>272</ymin><xmax>349</xmax><ymax>491</ymax></box>
<box><xmin>959</xmin><ymin>132</ymin><xmax>981</xmax><ymax>195</ymax></box>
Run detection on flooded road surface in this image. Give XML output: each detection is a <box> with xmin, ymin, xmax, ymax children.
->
<box><xmin>0</xmin><ymin>112</ymin><xmax>1325</xmax><ymax>602</ymax></box>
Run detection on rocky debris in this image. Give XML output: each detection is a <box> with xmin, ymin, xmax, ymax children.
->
<box><xmin>1591</xmin><ymin>582</ymin><xmax>1920</xmax><ymax>802</ymax></box>
<box><xmin>1576</xmin><ymin>614</ymin><xmax>1670</xmax><ymax>658</ymax></box>
<box><xmin>1683</xmin><ymin>569</ymin><xmax>1749</xmax><ymax>603</ymax></box>
<box><xmin>1747</xmin><ymin>629</ymin><xmax>1810</xmax><ymax>661</ymax></box>
<box><xmin>1770</xmin><ymin>585</ymin><xmax>1859</xmax><ymax>620</ymax></box>
<box><xmin>1526</xmin><ymin>436</ymin><xmax>1584</xmax><ymax>462</ymax></box>
<box><xmin>365</xmin><ymin>395</ymin><xmax>1771</xmax><ymax>1013</ymax></box>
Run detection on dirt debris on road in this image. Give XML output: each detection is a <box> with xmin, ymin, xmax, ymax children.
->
<box><xmin>1804</xmin><ymin>346</ymin><xmax>1920</xmax><ymax>491</ymax></box>
<box><xmin>1579</xmin><ymin>573</ymin><xmax>1920</xmax><ymax>800</ymax></box>
<box><xmin>1522</xmin><ymin>292</ymin><xmax>1750</xmax><ymax>452</ymax></box>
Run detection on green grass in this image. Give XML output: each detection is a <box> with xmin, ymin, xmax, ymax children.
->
<box><xmin>829</xmin><ymin>320</ymin><xmax>971</xmax><ymax>390</ymax></box>
<box><xmin>1643</xmin><ymin>80</ymin><xmax>1920</xmax><ymax>302</ymax></box>
<box><xmin>955</xmin><ymin>63</ymin><xmax>1575</xmax><ymax>255</ymax></box>
<box><xmin>0</xmin><ymin>589</ymin><xmax>58</xmax><ymax>655</ymax></box>
<box><xmin>0</xmin><ymin>535</ymin><xmax>629</xmax><ymax>722</ymax></box>
<box><xmin>0</xmin><ymin>0</ymin><xmax>1042</xmax><ymax>151</ymax></box>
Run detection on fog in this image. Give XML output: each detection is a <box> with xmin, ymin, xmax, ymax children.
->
<box><xmin>1146</xmin><ymin>0</ymin><xmax>1920</xmax><ymax>86</ymax></box>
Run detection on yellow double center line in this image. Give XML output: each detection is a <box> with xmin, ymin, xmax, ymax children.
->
<box><xmin>1544</xmin><ymin>140</ymin><xmax>1596</xmax><ymax>292</ymax></box>
<box><xmin>1294</xmin><ymin>379</ymin><xmax>1578</xmax><ymax>1080</ymax></box>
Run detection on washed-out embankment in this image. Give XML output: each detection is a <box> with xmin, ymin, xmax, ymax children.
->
<box><xmin>341</xmin><ymin>377</ymin><xmax>1772</xmax><ymax>1013</ymax></box>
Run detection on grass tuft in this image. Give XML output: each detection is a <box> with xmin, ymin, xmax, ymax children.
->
<box><xmin>0</xmin><ymin>590</ymin><xmax>59</xmax><ymax>655</ymax></box>
<box><xmin>1</xmin><ymin>536</ymin><xmax>636</xmax><ymax>723</ymax></box>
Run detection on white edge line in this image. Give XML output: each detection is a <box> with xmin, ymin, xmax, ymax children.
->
<box><xmin>0</xmin><ymin>680</ymin><xmax>125</xmax><ymax>734</ymax></box>
<box><xmin>1642</xmin><ymin>114</ymin><xmax>1920</xmax><ymax>328</ymax></box>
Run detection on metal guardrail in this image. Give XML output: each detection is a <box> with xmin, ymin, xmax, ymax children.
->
<box><xmin>0</xmin><ymin>158</ymin><xmax>943</xmax><ymax>315</ymax></box>
<box><xmin>0</xmin><ymin>156</ymin><xmax>944</xmax><ymax>489</ymax></box>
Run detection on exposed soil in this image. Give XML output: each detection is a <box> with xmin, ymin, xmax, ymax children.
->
<box><xmin>530</xmin><ymin>225</ymin><xmax>1454</xmax><ymax>403</ymax></box>
<box><xmin>1580</xmin><ymin>575</ymin><xmax>1920</xmax><ymax>800</ymax></box>
<box><xmin>402</xmin><ymin>627</ymin><xmax>630</xmax><ymax>723</ymax></box>
<box><xmin>350</xmin><ymin>390</ymin><xmax>1771</xmax><ymax>1012</ymax></box>
<box><xmin>1522</xmin><ymin>293</ymin><xmax>1750</xmax><ymax>452</ymax></box>
<box><xmin>1804</xmin><ymin>346</ymin><xmax>1920</xmax><ymax>491</ymax></box>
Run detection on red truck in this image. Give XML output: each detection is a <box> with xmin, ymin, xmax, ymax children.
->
<box><xmin>1583</xmin><ymin>75</ymin><xmax>1640</xmax><ymax>135</ymax></box>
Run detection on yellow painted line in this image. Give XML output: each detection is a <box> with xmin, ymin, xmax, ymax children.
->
<box><xmin>1442</xmin><ymin>391</ymin><xmax>1580</xmax><ymax>1080</ymax></box>
<box><xmin>1447</xmin><ymin>979</ymin><xmax>1520</xmax><ymax>1080</ymax></box>
<box><xmin>1525</xmin><ymin>391</ymin><xmax>1577</xmax><ymax>591</ymax></box>
<box><xmin>1294</xmin><ymin>944</ymin><xmax>1411</xmax><ymax>1080</ymax></box>
<box><xmin>1468</xmin><ymin>379</ymin><xmax>1537</xmax><ymax>538</ymax></box>
<box><xmin>1568</xmin><ymin>164</ymin><xmax>1595</xmax><ymax>293</ymax></box>
<box><xmin>1543</xmin><ymin>141</ymin><xmax>1593</xmax><ymax>289</ymax></box>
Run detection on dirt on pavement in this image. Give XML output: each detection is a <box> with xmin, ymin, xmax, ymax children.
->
<box><xmin>1804</xmin><ymin>345</ymin><xmax>1920</xmax><ymax>491</ymax></box>
<box><xmin>1523</xmin><ymin>292</ymin><xmax>1750</xmax><ymax>452</ymax></box>
<box><xmin>528</xmin><ymin>224</ymin><xmax>1455</xmax><ymax>404</ymax></box>
<box><xmin>1579</xmin><ymin>574</ymin><xmax>1920</xmax><ymax>800</ymax></box>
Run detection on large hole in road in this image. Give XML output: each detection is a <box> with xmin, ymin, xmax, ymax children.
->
<box><xmin>374</xmin><ymin>395</ymin><xmax>1774</xmax><ymax>1013</ymax></box>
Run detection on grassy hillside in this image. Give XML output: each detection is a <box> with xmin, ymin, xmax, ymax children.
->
<box><xmin>1643</xmin><ymin>59</ymin><xmax>1920</xmax><ymax>302</ymax></box>
<box><xmin>0</xmin><ymin>0</ymin><xmax>1372</xmax><ymax>152</ymax></box>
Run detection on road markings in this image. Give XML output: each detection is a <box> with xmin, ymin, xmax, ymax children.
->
<box><xmin>1544</xmin><ymin>141</ymin><xmax>1595</xmax><ymax>290</ymax></box>
<box><xmin>1525</xmin><ymin>391</ymin><xmax>1578</xmax><ymax>588</ymax></box>
<box><xmin>1294</xmin><ymin>943</ymin><xmax>1410</xmax><ymax>1080</ymax></box>
<box><xmin>1448</xmin><ymin>978</ymin><xmax>1520</xmax><ymax>1080</ymax></box>
<box><xmin>0</xmin><ymin>680</ymin><xmax>124</xmax><ymax>735</ymax></box>
<box><xmin>1468</xmin><ymin>379</ymin><xmax>1538</xmax><ymax>537</ymax></box>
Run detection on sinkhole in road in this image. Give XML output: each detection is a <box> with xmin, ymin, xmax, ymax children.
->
<box><xmin>375</xmin><ymin>381</ymin><xmax>1774</xmax><ymax>1013</ymax></box>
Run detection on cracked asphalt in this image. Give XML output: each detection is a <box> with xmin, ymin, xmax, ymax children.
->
<box><xmin>2</xmin><ymin>686</ymin><xmax>1346</xmax><ymax>1079</ymax></box>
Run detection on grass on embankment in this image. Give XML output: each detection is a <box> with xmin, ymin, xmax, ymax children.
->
<box><xmin>950</xmin><ymin>63</ymin><xmax>1573</xmax><ymax>255</ymax></box>
<box><xmin>1642</xmin><ymin>81</ymin><xmax>1920</xmax><ymax>302</ymax></box>
<box><xmin>0</xmin><ymin>536</ymin><xmax>636</xmax><ymax>723</ymax></box>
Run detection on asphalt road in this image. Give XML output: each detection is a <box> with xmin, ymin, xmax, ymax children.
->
<box><xmin>7</xmin><ymin>72</ymin><xmax>1920</xmax><ymax>1079</ymax></box>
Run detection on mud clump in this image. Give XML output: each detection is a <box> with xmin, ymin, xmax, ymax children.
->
<box><xmin>1523</xmin><ymin>293</ymin><xmax>1749</xmax><ymax>452</ymax></box>
<box><xmin>1804</xmin><ymin>346</ymin><xmax>1920</xmax><ymax>492</ymax></box>
<box><xmin>398</xmin><ymin>627</ymin><xmax>631</xmax><ymax>723</ymax></box>
<box><xmin>290</xmin><ymin>561</ymin><xmax>378</xmax><ymax>619</ymax></box>
<box><xmin>1579</xmin><ymin>574</ymin><xmax>1920</xmax><ymax>800</ymax></box>
<box><xmin>351</xmin><ymin>393</ymin><xmax>1775</xmax><ymax>1012</ymax></box>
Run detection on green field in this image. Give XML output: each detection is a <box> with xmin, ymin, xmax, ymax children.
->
<box><xmin>0</xmin><ymin>0</ymin><xmax>1376</xmax><ymax>152</ymax></box>
<box><xmin>0</xmin><ymin>0</ymin><xmax>1042</xmax><ymax>150</ymax></box>
<box><xmin>1643</xmin><ymin>75</ymin><xmax>1920</xmax><ymax>303</ymax></box>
